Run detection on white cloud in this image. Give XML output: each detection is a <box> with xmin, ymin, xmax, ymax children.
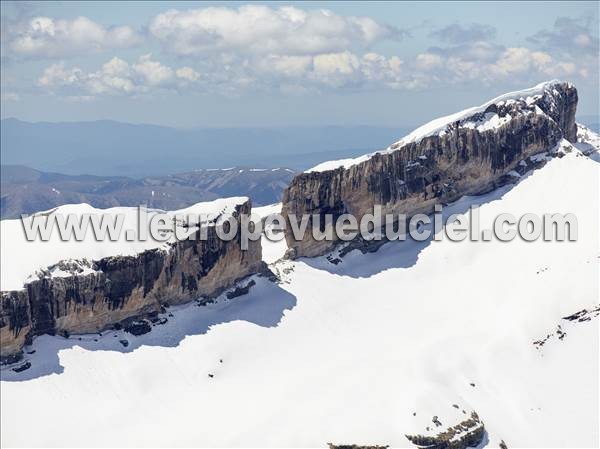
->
<box><xmin>86</xmin><ymin>57</ymin><xmax>137</xmax><ymax>95</ymax></box>
<box><xmin>149</xmin><ymin>5</ymin><xmax>400</xmax><ymax>56</ymax></box>
<box><xmin>254</xmin><ymin>51</ymin><xmax>405</xmax><ymax>90</ymax></box>
<box><xmin>27</xmin><ymin>10</ymin><xmax>595</xmax><ymax>98</ymax></box>
<box><xmin>38</xmin><ymin>62</ymin><xmax>84</xmax><ymax>87</ymax></box>
<box><xmin>415</xmin><ymin>53</ymin><xmax>443</xmax><ymax>71</ymax></box>
<box><xmin>359</xmin><ymin>53</ymin><xmax>404</xmax><ymax>89</ymax></box>
<box><xmin>176</xmin><ymin>67</ymin><xmax>201</xmax><ymax>82</ymax></box>
<box><xmin>36</xmin><ymin>43</ymin><xmax>585</xmax><ymax>99</ymax></box>
<box><xmin>411</xmin><ymin>43</ymin><xmax>581</xmax><ymax>87</ymax></box>
<box><xmin>37</xmin><ymin>55</ymin><xmax>198</xmax><ymax>97</ymax></box>
<box><xmin>261</xmin><ymin>55</ymin><xmax>312</xmax><ymax>78</ymax></box>
<box><xmin>313</xmin><ymin>51</ymin><xmax>359</xmax><ymax>76</ymax></box>
<box><xmin>132</xmin><ymin>54</ymin><xmax>174</xmax><ymax>86</ymax></box>
<box><xmin>486</xmin><ymin>47</ymin><xmax>576</xmax><ymax>80</ymax></box>
<box><xmin>528</xmin><ymin>17</ymin><xmax>599</xmax><ymax>57</ymax></box>
<box><xmin>5</xmin><ymin>16</ymin><xmax>141</xmax><ymax>58</ymax></box>
<box><xmin>8</xmin><ymin>8</ymin><xmax>596</xmax><ymax>98</ymax></box>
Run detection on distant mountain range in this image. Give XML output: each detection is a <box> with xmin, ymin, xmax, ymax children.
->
<box><xmin>0</xmin><ymin>119</ymin><xmax>410</xmax><ymax>177</ymax></box>
<box><xmin>1</xmin><ymin>164</ymin><xmax>295</xmax><ymax>219</ymax></box>
<box><xmin>2</xmin><ymin>116</ymin><xmax>597</xmax><ymax>218</ymax></box>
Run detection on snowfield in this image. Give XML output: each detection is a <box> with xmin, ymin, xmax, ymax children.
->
<box><xmin>1</xmin><ymin>139</ymin><xmax>599</xmax><ymax>447</ymax></box>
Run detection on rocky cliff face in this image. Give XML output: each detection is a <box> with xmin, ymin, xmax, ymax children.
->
<box><xmin>282</xmin><ymin>81</ymin><xmax>578</xmax><ymax>257</ymax></box>
<box><xmin>0</xmin><ymin>200</ymin><xmax>263</xmax><ymax>358</ymax></box>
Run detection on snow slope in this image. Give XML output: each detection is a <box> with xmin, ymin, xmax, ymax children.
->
<box><xmin>1</xmin><ymin>143</ymin><xmax>598</xmax><ymax>447</ymax></box>
<box><xmin>0</xmin><ymin>197</ymin><xmax>248</xmax><ymax>291</ymax></box>
<box><xmin>307</xmin><ymin>80</ymin><xmax>569</xmax><ymax>173</ymax></box>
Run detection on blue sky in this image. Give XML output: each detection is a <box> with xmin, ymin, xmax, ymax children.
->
<box><xmin>1</xmin><ymin>1</ymin><xmax>598</xmax><ymax>127</ymax></box>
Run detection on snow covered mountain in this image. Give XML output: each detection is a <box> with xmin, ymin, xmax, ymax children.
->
<box><xmin>0</xmin><ymin>198</ymin><xmax>264</xmax><ymax>356</ymax></box>
<box><xmin>0</xmin><ymin>86</ymin><xmax>598</xmax><ymax>448</ymax></box>
<box><xmin>283</xmin><ymin>80</ymin><xmax>579</xmax><ymax>258</ymax></box>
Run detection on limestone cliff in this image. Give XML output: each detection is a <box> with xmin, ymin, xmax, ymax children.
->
<box><xmin>282</xmin><ymin>81</ymin><xmax>578</xmax><ymax>257</ymax></box>
<box><xmin>0</xmin><ymin>200</ymin><xmax>263</xmax><ymax>358</ymax></box>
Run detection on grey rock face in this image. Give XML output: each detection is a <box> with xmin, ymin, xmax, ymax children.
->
<box><xmin>282</xmin><ymin>82</ymin><xmax>578</xmax><ymax>257</ymax></box>
<box><xmin>0</xmin><ymin>200</ymin><xmax>263</xmax><ymax>358</ymax></box>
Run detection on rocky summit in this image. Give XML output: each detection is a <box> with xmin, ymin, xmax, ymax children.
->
<box><xmin>281</xmin><ymin>81</ymin><xmax>578</xmax><ymax>258</ymax></box>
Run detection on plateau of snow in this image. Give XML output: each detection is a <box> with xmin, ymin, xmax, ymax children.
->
<box><xmin>1</xmin><ymin>135</ymin><xmax>598</xmax><ymax>447</ymax></box>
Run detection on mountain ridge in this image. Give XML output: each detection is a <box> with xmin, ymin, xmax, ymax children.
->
<box><xmin>283</xmin><ymin>80</ymin><xmax>579</xmax><ymax>257</ymax></box>
<box><xmin>0</xmin><ymin>164</ymin><xmax>296</xmax><ymax>219</ymax></box>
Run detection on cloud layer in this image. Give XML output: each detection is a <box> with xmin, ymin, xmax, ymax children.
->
<box><xmin>429</xmin><ymin>23</ymin><xmax>497</xmax><ymax>44</ymax></box>
<box><xmin>1</xmin><ymin>5</ymin><xmax>597</xmax><ymax>99</ymax></box>
<box><xmin>38</xmin><ymin>55</ymin><xmax>200</xmax><ymax>97</ymax></box>
<box><xmin>148</xmin><ymin>5</ymin><xmax>402</xmax><ymax>56</ymax></box>
<box><xmin>4</xmin><ymin>16</ymin><xmax>141</xmax><ymax>58</ymax></box>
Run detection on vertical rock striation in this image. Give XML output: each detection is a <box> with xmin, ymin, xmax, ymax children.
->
<box><xmin>0</xmin><ymin>199</ymin><xmax>264</xmax><ymax>358</ymax></box>
<box><xmin>282</xmin><ymin>81</ymin><xmax>578</xmax><ymax>257</ymax></box>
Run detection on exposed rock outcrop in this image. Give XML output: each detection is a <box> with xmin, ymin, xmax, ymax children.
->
<box><xmin>282</xmin><ymin>81</ymin><xmax>578</xmax><ymax>257</ymax></box>
<box><xmin>405</xmin><ymin>411</ymin><xmax>485</xmax><ymax>449</ymax></box>
<box><xmin>0</xmin><ymin>200</ymin><xmax>263</xmax><ymax>359</ymax></box>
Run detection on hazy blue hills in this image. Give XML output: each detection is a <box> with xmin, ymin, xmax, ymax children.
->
<box><xmin>0</xmin><ymin>164</ymin><xmax>296</xmax><ymax>218</ymax></box>
<box><xmin>1</xmin><ymin>119</ymin><xmax>407</xmax><ymax>177</ymax></box>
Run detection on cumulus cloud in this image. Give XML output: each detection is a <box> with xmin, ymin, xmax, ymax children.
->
<box><xmin>175</xmin><ymin>67</ymin><xmax>201</xmax><ymax>82</ymax></box>
<box><xmin>413</xmin><ymin>43</ymin><xmax>578</xmax><ymax>86</ymax></box>
<box><xmin>36</xmin><ymin>42</ymin><xmax>584</xmax><ymax>99</ymax></box>
<box><xmin>149</xmin><ymin>5</ymin><xmax>403</xmax><ymax>56</ymax></box>
<box><xmin>133</xmin><ymin>54</ymin><xmax>174</xmax><ymax>86</ymax></box>
<box><xmin>528</xmin><ymin>16</ymin><xmax>599</xmax><ymax>57</ymax></box>
<box><xmin>415</xmin><ymin>53</ymin><xmax>443</xmax><ymax>71</ymax></box>
<box><xmin>243</xmin><ymin>51</ymin><xmax>405</xmax><ymax>91</ymax></box>
<box><xmin>26</xmin><ymin>8</ymin><xmax>597</xmax><ymax>98</ymax></box>
<box><xmin>430</xmin><ymin>23</ymin><xmax>497</xmax><ymax>44</ymax></box>
<box><xmin>4</xmin><ymin>16</ymin><xmax>141</xmax><ymax>58</ymax></box>
<box><xmin>37</xmin><ymin>54</ymin><xmax>199</xmax><ymax>97</ymax></box>
<box><xmin>527</xmin><ymin>17</ymin><xmax>600</xmax><ymax>74</ymax></box>
<box><xmin>525</xmin><ymin>16</ymin><xmax>598</xmax><ymax>80</ymax></box>
<box><xmin>418</xmin><ymin>17</ymin><xmax>598</xmax><ymax>85</ymax></box>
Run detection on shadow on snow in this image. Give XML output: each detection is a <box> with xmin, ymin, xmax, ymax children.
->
<box><xmin>1</xmin><ymin>275</ymin><xmax>296</xmax><ymax>382</ymax></box>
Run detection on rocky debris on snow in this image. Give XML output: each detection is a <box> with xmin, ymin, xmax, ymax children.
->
<box><xmin>563</xmin><ymin>305</ymin><xmax>600</xmax><ymax>322</ymax></box>
<box><xmin>124</xmin><ymin>320</ymin><xmax>152</xmax><ymax>337</ymax></box>
<box><xmin>534</xmin><ymin>305</ymin><xmax>599</xmax><ymax>349</ymax></box>
<box><xmin>12</xmin><ymin>361</ymin><xmax>31</xmax><ymax>373</ymax></box>
<box><xmin>226</xmin><ymin>279</ymin><xmax>256</xmax><ymax>299</ymax></box>
<box><xmin>326</xmin><ymin>255</ymin><xmax>342</xmax><ymax>265</ymax></box>
<box><xmin>405</xmin><ymin>411</ymin><xmax>485</xmax><ymax>449</ymax></box>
